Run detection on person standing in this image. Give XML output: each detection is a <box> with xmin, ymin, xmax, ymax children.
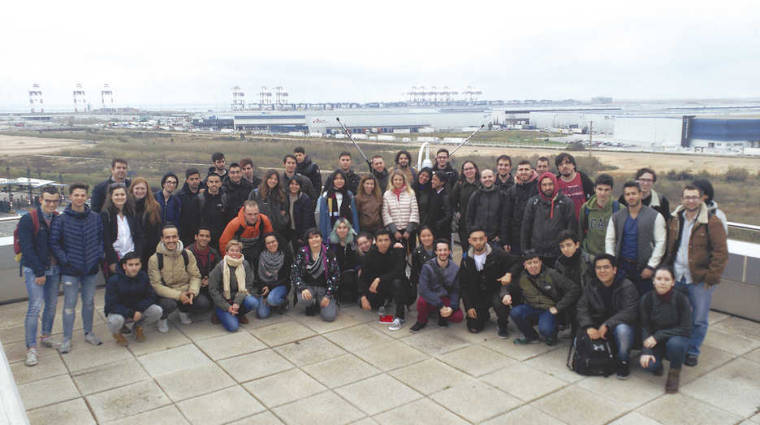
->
<box><xmin>155</xmin><ymin>172</ymin><xmax>182</xmax><ymax>229</ymax></box>
<box><xmin>450</xmin><ymin>161</ymin><xmax>480</xmax><ymax>253</ymax></box>
<box><xmin>391</xmin><ymin>150</ymin><xmax>417</xmax><ymax>190</ymax></box>
<box><xmin>503</xmin><ymin>160</ymin><xmax>538</xmax><ymax>255</ymax></box>
<box><xmin>466</xmin><ymin>169</ymin><xmax>508</xmax><ymax>249</ymax></box>
<box><xmin>129</xmin><ymin>177</ymin><xmax>163</xmax><ymax>267</ymax></box>
<box><xmin>578</xmin><ymin>174</ymin><xmax>618</xmax><ymax>258</ymax></box>
<box><xmin>414</xmin><ymin>168</ymin><xmax>433</xmax><ymax>230</ymax></box>
<box><xmin>521</xmin><ymin>172</ymin><xmax>577</xmax><ymax>265</ymax></box>
<box><xmin>222</xmin><ymin>163</ymin><xmax>253</xmax><ymax>223</ymax></box>
<box><xmin>335</xmin><ymin>152</ymin><xmax>361</xmax><ymax>195</ymax></box>
<box><xmin>239</xmin><ymin>158</ymin><xmax>262</xmax><ymax>188</ymax></box>
<box><xmin>664</xmin><ymin>185</ymin><xmax>728</xmax><ymax>367</ymax></box>
<box><xmin>286</xmin><ymin>178</ymin><xmax>316</xmax><ymax>251</ymax></box>
<box><xmin>49</xmin><ymin>183</ymin><xmax>104</xmax><ymax>353</ymax></box>
<box><xmin>197</xmin><ymin>172</ymin><xmax>226</xmax><ymax>250</ymax></box>
<box><xmin>91</xmin><ymin>158</ymin><xmax>130</xmax><ymax>213</ymax></box>
<box><xmin>250</xmin><ymin>170</ymin><xmax>290</xmax><ymax>236</ymax></box>
<box><xmin>619</xmin><ymin>168</ymin><xmax>670</xmax><ymax>220</ymax></box>
<box><xmin>535</xmin><ymin>156</ymin><xmax>550</xmax><ymax>175</ymax></box>
<box><xmin>425</xmin><ymin>171</ymin><xmax>452</xmax><ymax>240</ymax></box>
<box><xmin>316</xmin><ymin>170</ymin><xmax>360</xmax><ymax>240</ymax></box>
<box><xmin>101</xmin><ymin>183</ymin><xmax>144</xmax><ymax>279</ymax></box>
<box><xmin>554</xmin><ymin>153</ymin><xmax>594</xmax><ymax>219</ymax></box>
<box><xmin>19</xmin><ymin>186</ymin><xmax>61</xmax><ymax>366</ymax></box>
<box><xmin>207</xmin><ymin>152</ymin><xmax>228</xmax><ymax>180</ymax></box>
<box><xmin>494</xmin><ymin>154</ymin><xmax>514</xmax><ymax>194</ymax></box>
<box><xmin>282</xmin><ymin>154</ymin><xmax>318</xmax><ymax>204</ymax></box>
<box><xmin>605</xmin><ymin>181</ymin><xmax>667</xmax><ymax>296</ymax></box>
<box><xmin>382</xmin><ymin>170</ymin><xmax>419</xmax><ymax>248</ymax></box>
<box><xmin>355</xmin><ymin>175</ymin><xmax>383</xmax><ymax>235</ymax></box>
<box><xmin>294</xmin><ymin>146</ymin><xmax>322</xmax><ymax>194</ymax></box>
<box><xmin>178</xmin><ymin>168</ymin><xmax>203</xmax><ymax>247</ymax></box>
<box><xmin>370</xmin><ymin>155</ymin><xmax>390</xmax><ymax>191</ymax></box>
<box><xmin>433</xmin><ymin>148</ymin><xmax>458</xmax><ymax>189</ymax></box>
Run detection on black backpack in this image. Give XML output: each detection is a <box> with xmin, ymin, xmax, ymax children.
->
<box><xmin>566</xmin><ymin>333</ymin><xmax>616</xmax><ymax>377</ymax></box>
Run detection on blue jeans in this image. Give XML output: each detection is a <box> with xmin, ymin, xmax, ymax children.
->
<box><xmin>61</xmin><ymin>273</ymin><xmax>98</xmax><ymax>342</ymax></box>
<box><xmin>257</xmin><ymin>285</ymin><xmax>288</xmax><ymax>319</ymax></box>
<box><xmin>510</xmin><ymin>304</ymin><xmax>557</xmax><ymax>340</ymax></box>
<box><xmin>23</xmin><ymin>266</ymin><xmax>60</xmax><ymax>348</ymax></box>
<box><xmin>215</xmin><ymin>295</ymin><xmax>259</xmax><ymax>332</ymax></box>
<box><xmin>645</xmin><ymin>336</ymin><xmax>689</xmax><ymax>371</ymax></box>
<box><xmin>612</xmin><ymin>323</ymin><xmax>634</xmax><ymax>362</ymax></box>
<box><xmin>677</xmin><ymin>279</ymin><xmax>714</xmax><ymax>357</ymax></box>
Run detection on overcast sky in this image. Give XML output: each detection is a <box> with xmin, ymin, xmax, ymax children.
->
<box><xmin>1</xmin><ymin>0</ymin><xmax>758</xmax><ymax>110</ymax></box>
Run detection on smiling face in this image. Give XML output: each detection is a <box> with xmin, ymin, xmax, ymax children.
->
<box><xmin>462</xmin><ymin>162</ymin><xmax>476</xmax><ymax>180</ymax></box>
<box><xmin>308</xmin><ymin>232</ymin><xmax>322</xmax><ymax>250</ymax></box>
<box><xmin>227</xmin><ymin>243</ymin><xmax>243</xmax><ymax>259</ymax></box>
<box><xmin>131</xmin><ymin>182</ymin><xmax>147</xmax><ymax>200</ymax></box>
<box><xmin>480</xmin><ymin>169</ymin><xmax>495</xmax><ymax>188</ymax></box>
<box><xmin>289</xmin><ymin>178</ymin><xmax>301</xmax><ymax>195</ymax></box>
<box><xmin>333</xmin><ymin>173</ymin><xmax>345</xmax><ymax>190</ymax></box>
<box><xmin>516</xmin><ymin>163</ymin><xmax>532</xmax><ymax>183</ymax></box>
<box><xmin>267</xmin><ymin>173</ymin><xmax>279</xmax><ymax>189</ymax></box>
<box><xmin>391</xmin><ymin>174</ymin><xmax>404</xmax><ymax>189</ymax></box>
<box><xmin>228</xmin><ymin>166</ymin><xmax>242</xmax><ymax>183</ymax></box>
<box><xmin>435</xmin><ymin>241</ymin><xmax>450</xmax><ymax>262</ymax></box>
<box><xmin>112</xmin><ymin>161</ymin><xmax>128</xmax><ymax>181</ymax></box>
<box><xmin>637</xmin><ymin>172</ymin><xmax>655</xmax><ymax>196</ymax></box>
<box><xmin>264</xmin><ymin>234</ymin><xmax>279</xmax><ymax>253</ymax></box>
<box><xmin>70</xmin><ymin>188</ymin><xmax>88</xmax><ymax>209</ymax></box>
<box><xmin>206</xmin><ymin>175</ymin><xmax>221</xmax><ymax>194</ymax></box>
<box><xmin>397</xmin><ymin>153</ymin><xmax>409</xmax><ymax>168</ymax></box>
<box><xmin>595</xmin><ymin>258</ymin><xmax>616</xmax><ymax>285</ymax></box>
<box><xmin>371</xmin><ymin>157</ymin><xmax>385</xmax><ymax>173</ymax></box>
<box><xmin>111</xmin><ymin>187</ymin><xmax>127</xmax><ymax>209</ymax></box>
<box><xmin>624</xmin><ymin>185</ymin><xmax>642</xmax><ymax>208</ymax></box>
<box><xmin>336</xmin><ymin>221</ymin><xmax>350</xmax><ymax>240</ymax></box>
<box><xmin>163</xmin><ymin>176</ymin><xmax>178</xmax><ymax>193</ymax></box>
<box><xmin>162</xmin><ymin>227</ymin><xmax>179</xmax><ymax>251</ymax></box>
<box><xmin>284</xmin><ymin>158</ymin><xmax>297</xmax><ymax>173</ymax></box>
<box><xmin>417</xmin><ymin>171</ymin><xmax>430</xmax><ymax>185</ymax></box>
<box><xmin>195</xmin><ymin>229</ymin><xmax>211</xmax><ymax>249</ymax></box>
<box><xmin>362</xmin><ymin>178</ymin><xmax>375</xmax><ymax>195</ymax></box>
<box><xmin>40</xmin><ymin>191</ymin><xmax>60</xmax><ymax>214</ymax></box>
<box><xmin>419</xmin><ymin>228</ymin><xmax>434</xmax><ymax>249</ymax></box>
<box><xmin>497</xmin><ymin>158</ymin><xmax>511</xmax><ymax>176</ymax></box>
<box><xmin>357</xmin><ymin>235</ymin><xmax>372</xmax><ymax>253</ymax></box>
<box><xmin>682</xmin><ymin>188</ymin><xmax>702</xmax><ymax>213</ymax></box>
<box><xmin>436</xmin><ymin>151</ymin><xmax>449</xmax><ymax>168</ymax></box>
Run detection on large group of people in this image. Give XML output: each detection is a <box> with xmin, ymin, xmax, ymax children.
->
<box><xmin>18</xmin><ymin>147</ymin><xmax>729</xmax><ymax>395</ymax></box>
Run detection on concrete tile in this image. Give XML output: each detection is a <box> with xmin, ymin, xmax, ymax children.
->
<box><xmin>175</xmin><ymin>315</ymin><xmax>230</xmax><ymax>341</ymax></box>
<box><xmin>389</xmin><ymin>358</ymin><xmax>476</xmax><ymax>395</ymax></box>
<box><xmin>744</xmin><ymin>347</ymin><xmax>760</xmax><ymax>364</ymax></box>
<box><xmin>228</xmin><ymin>411</ymin><xmax>285</xmax><ymax>425</ymax></box>
<box><xmin>0</xmin><ymin>324</ymin><xmax>26</xmax><ymax>344</ymax></box>
<box><xmin>703</xmin><ymin>329</ymin><xmax>760</xmax><ymax>355</ymax></box>
<box><xmin>3</xmin><ymin>340</ymin><xmax>35</xmax><ymax>364</ymax></box>
<box><xmin>249</xmin><ymin>320</ymin><xmax>316</xmax><ymax>346</ymax></box>
<box><xmin>373</xmin><ymin>398</ymin><xmax>469</xmax><ymax>425</ymax></box>
<box><xmin>748</xmin><ymin>413</ymin><xmax>760</xmax><ymax>424</ymax></box>
<box><xmin>155</xmin><ymin>363</ymin><xmax>236</xmax><ymax>402</ymax></box>
<box><xmin>431</xmin><ymin>380</ymin><xmax>521</xmax><ymax>423</ymax></box>
<box><xmin>523</xmin><ymin>343</ymin><xmax>586</xmax><ymax>383</ymax></box>
<box><xmin>126</xmin><ymin>325</ymin><xmax>191</xmax><ymax>356</ymax></box>
<box><xmin>711</xmin><ymin>316</ymin><xmax>760</xmax><ymax>340</ymax></box>
<box><xmin>272</xmin><ymin>391</ymin><xmax>365</xmax><ymax>425</ymax></box>
<box><xmin>177</xmin><ymin>385</ymin><xmax>265</xmax><ymax>425</ymax></box>
<box><xmin>303</xmin><ymin>354</ymin><xmax>380</xmax><ymax>388</ymax></box>
<box><xmin>608</xmin><ymin>412</ymin><xmax>663</xmax><ymax>425</ymax></box>
<box><xmin>0</xmin><ymin>303</ymin><xmax>31</xmax><ymax>329</ymax></box>
<box><xmin>353</xmin><ymin>340</ymin><xmax>428</xmax><ymax>372</ymax></box>
<box><xmin>438</xmin><ymin>345</ymin><xmax>517</xmax><ymax>377</ymax></box>
<box><xmin>11</xmin><ymin>351</ymin><xmax>67</xmax><ymax>385</ymax></box>
<box><xmin>18</xmin><ymin>374</ymin><xmax>80</xmax><ymax>410</ymax></box>
<box><xmin>324</xmin><ymin>324</ymin><xmax>394</xmax><ymax>351</ymax></box>
<box><xmin>576</xmin><ymin>373</ymin><xmax>663</xmax><ymax>409</ymax></box>
<box><xmin>104</xmin><ymin>405</ymin><xmax>189</xmax><ymax>425</ymax></box>
<box><xmin>350</xmin><ymin>419</ymin><xmax>380</xmax><ymax>425</ymax></box>
<box><xmin>533</xmin><ymin>386</ymin><xmax>627</xmax><ymax>425</ymax></box>
<box><xmin>674</xmin><ymin>344</ymin><xmax>735</xmax><ymax>385</ymax></box>
<box><xmin>71</xmin><ymin>357</ymin><xmax>149</xmax><ymax>395</ymax></box>
<box><xmin>243</xmin><ymin>368</ymin><xmax>326</xmax><ymax>407</ymax></box>
<box><xmin>137</xmin><ymin>344</ymin><xmax>211</xmax><ymax>377</ymax></box>
<box><xmin>274</xmin><ymin>335</ymin><xmax>346</xmax><ymax>366</ymax></box>
<box><xmin>481</xmin><ymin>405</ymin><xmax>563</xmax><ymax>425</ymax></box>
<box><xmin>681</xmin><ymin>358</ymin><xmax>760</xmax><ymax>417</ymax></box>
<box><xmin>295</xmin><ymin>306</ymin><xmax>365</xmax><ymax>333</ymax></box>
<box><xmin>335</xmin><ymin>374</ymin><xmax>423</xmax><ymax>415</ymax></box>
<box><xmin>27</xmin><ymin>397</ymin><xmax>96</xmax><ymax>425</ymax></box>
<box><xmin>638</xmin><ymin>393</ymin><xmax>742</xmax><ymax>425</ymax></box>
<box><xmin>194</xmin><ymin>331</ymin><xmax>266</xmax><ymax>360</ymax></box>
<box><xmin>482</xmin><ymin>363</ymin><xmax>566</xmax><ymax>402</ymax></box>
<box><xmin>239</xmin><ymin>308</ymin><xmax>293</xmax><ymax>330</ymax></box>
<box><xmin>482</xmin><ymin>336</ymin><xmax>559</xmax><ymax>361</ymax></box>
<box><xmin>217</xmin><ymin>349</ymin><xmax>294</xmax><ymax>383</ymax></box>
<box><xmin>399</xmin><ymin>327</ymin><xmax>470</xmax><ymax>356</ymax></box>
<box><xmin>708</xmin><ymin>310</ymin><xmax>731</xmax><ymax>325</ymax></box>
<box><xmin>86</xmin><ymin>380</ymin><xmax>171</xmax><ymax>423</ymax></box>
<box><xmin>59</xmin><ymin>335</ymin><xmax>134</xmax><ymax>373</ymax></box>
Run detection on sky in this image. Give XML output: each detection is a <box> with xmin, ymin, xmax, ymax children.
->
<box><xmin>1</xmin><ymin>0</ymin><xmax>759</xmax><ymax>110</ymax></box>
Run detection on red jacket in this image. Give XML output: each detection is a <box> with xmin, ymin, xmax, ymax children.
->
<box><xmin>219</xmin><ymin>206</ymin><xmax>273</xmax><ymax>253</ymax></box>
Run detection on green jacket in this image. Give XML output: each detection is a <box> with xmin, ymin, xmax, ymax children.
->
<box><xmin>579</xmin><ymin>195</ymin><xmax>619</xmax><ymax>257</ymax></box>
<box><xmin>507</xmin><ymin>266</ymin><xmax>580</xmax><ymax>312</ymax></box>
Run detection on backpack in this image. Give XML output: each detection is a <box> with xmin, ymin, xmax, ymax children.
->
<box><xmin>566</xmin><ymin>333</ymin><xmax>616</xmax><ymax>377</ymax></box>
<box><xmin>156</xmin><ymin>250</ymin><xmax>190</xmax><ymax>285</ymax></box>
<box><xmin>582</xmin><ymin>201</ymin><xmax>619</xmax><ymax>235</ymax></box>
<box><xmin>14</xmin><ymin>209</ymin><xmax>41</xmax><ymax>262</ymax></box>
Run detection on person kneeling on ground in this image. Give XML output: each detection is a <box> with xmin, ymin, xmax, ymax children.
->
<box><xmin>411</xmin><ymin>239</ymin><xmax>463</xmax><ymax>331</ymax></box>
<box><xmin>640</xmin><ymin>266</ymin><xmax>691</xmax><ymax>393</ymax></box>
<box><xmin>291</xmin><ymin>228</ymin><xmax>340</xmax><ymax>322</ymax></box>
<box><xmin>105</xmin><ymin>252</ymin><xmax>163</xmax><ymax>346</ymax></box>
<box><xmin>208</xmin><ymin>240</ymin><xmax>259</xmax><ymax>332</ymax></box>
<box><xmin>255</xmin><ymin>233</ymin><xmax>292</xmax><ymax>318</ymax></box>
<box><xmin>149</xmin><ymin>225</ymin><xmax>209</xmax><ymax>333</ymax></box>
<box><xmin>577</xmin><ymin>254</ymin><xmax>639</xmax><ymax>379</ymax></box>
<box><xmin>507</xmin><ymin>250</ymin><xmax>579</xmax><ymax>346</ymax></box>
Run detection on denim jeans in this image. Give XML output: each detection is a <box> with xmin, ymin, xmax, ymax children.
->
<box><xmin>258</xmin><ymin>285</ymin><xmax>288</xmax><ymax>319</ymax></box>
<box><xmin>612</xmin><ymin>323</ymin><xmax>634</xmax><ymax>362</ymax></box>
<box><xmin>215</xmin><ymin>295</ymin><xmax>259</xmax><ymax>332</ymax></box>
<box><xmin>61</xmin><ymin>273</ymin><xmax>98</xmax><ymax>342</ymax></box>
<box><xmin>107</xmin><ymin>304</ymin><xmax>163</xmax><ymax>334</ymax></box>
<box><xmin>510</xmin><ymin>304</ymin><xmax>557</xmax><ymax>340</ymax></box>
<box><xmin>644</xmin><ymin>336</ymin><xmax>689</xmax><ymax>371</ymax></box>
<box><xmin>297</xmin><ymin>286</ymin><xmax>337</xmax><ymax>322</ymax></box>
<box><xmin>23</xmin><ymin>266</ymin><xmax>60</xmax><ymax>348</ymax></box>
<box><xmin>677</xmin><ymin>279</ymin><xmax>714</xmax><ymax>356</ymax></box>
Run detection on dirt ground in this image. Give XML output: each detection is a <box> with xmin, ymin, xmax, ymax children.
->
<box><xmin>0</xmin><ymin>135</ymin><xmax>84</xmax><ymax>156</ymax></box>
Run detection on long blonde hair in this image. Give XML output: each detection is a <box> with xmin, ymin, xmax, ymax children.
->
<box><xmin>129</xmin><ymin>177</ymin><xmax>161</xmax><ymax>226</ymax></box>
<box><xmin>386</xmin><ymin>169</ymin><xmax>413</xmax><ymax>195</ymax></box>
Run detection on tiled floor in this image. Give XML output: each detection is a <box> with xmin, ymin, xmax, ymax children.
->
<box><xmin>4</xmin><ymin>288</ymin><xmax>760</xmax><ymax>425</ymax></box>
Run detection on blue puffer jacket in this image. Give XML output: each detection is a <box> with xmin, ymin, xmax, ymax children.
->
<box><xmin>154</xmin><ymin>190</ymin><xmax>182</xmax><ymax>231</ymax></box>
<box><xmin>105</xmin><ymin>269</ymin><xmax>157</xmax><ymax>318</ymax></box>
<box><xmin>49</xmin><ymin>204</ymin><xmax>104</xmax><ymax>276</ymax></box>
<box><xmin>19</xmin><ymin>206</ymin><xmax>57</xmax><ymax>277</ymax></box>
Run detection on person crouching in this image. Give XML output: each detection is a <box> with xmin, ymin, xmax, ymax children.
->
<box><xmin>208</xmin><ymin>240</ymin><xmax>258</xmax><ymax>332</ymax></box>
<box><xmin>410</xmin><ymin>239</ymin><xmax>463</xmax><ymax>331</ymax></box>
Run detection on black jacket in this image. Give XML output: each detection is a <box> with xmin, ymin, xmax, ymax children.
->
<box><xmin>415</xmin><ymin>184</ymin><xmax>433</xmax><ymax>229</ymax></box>
<box><xmin>639</xmin><ymin>290</ymin><xmax>691</xmax><ymax>355</ymax></box>
<box><xmin>288</xmin><ymin>192</ymin><xmax>316</xmax><ymax>243</ymax></box>
<box><xmin>282</xmin><ymin>172</ymin><xmax>318</xmax><ymax>207</ymax></box>
<box><xmin>576</xmin><ymin>276</ymin><xmax>639</xmax><ymax>330</ymax></box>
<box><xmin>177</xmin><ymin>182</ymin><xmax>202</xmax><ymax>246</ymax></box>
<box><xmin>426</xmin><ymin>188</ymin><xmax>452</xmax><ymax>239</ymax></box>
<box><xmin>101</xmin><ymin>210</ymin><xmax>144</xmax><ymax>266</ymax></box>
<box><xmin>296</xmin><ymin>156</ymin><xmax>322</xmax><ymax>194</ymax></box>
<box><xmin>134</xmin><ymin>198</ymin><xmax>162</xmax><ymax>267</ymax></box>
<box><xmin>187</xmin><ymin>243</ymin><xmax>221</xmax><ymax>279</ymax></box>
<box><xmin>410</xmin><ymin>245</ymin><xmax>435</xmax><ymax>285</ymax></box>
<box><xmin>358</xmin><ymin>246</ymin><xmax>406</xmax><ymax>296</ymax></box>
<box><xmin>222</xmin><ymin>177</ymin><xmax>253</xmax><ymax>223</ymax></box>
<box><xmin>197</xmin><ymin>191</ymin><xmax>226</xmax><ymax>249</ymax></box>
<box><xmin>434</xmin><ymin>163</ymin><xmax>458</xmax><ymax>190</ymax></box>
<box><xmin>91</xmin><ymin>177</ymin><xmax>131</xmax><ymax>213</ymax></box>
<box><xmin>324</xmin><ymin>169</ymin><xmax>361</xmax><ymax>195</ymax></box>
<box><xmin>450</xmin><ymin>180</ymin><xmax>479</xmax><ymax>227</ymax></box>
<box><xmin>466</xmin><ymin>187</ymin><xmax>507</xmax><ymax>242</ymax></box>
<box><xmin>495</xmin><ymin>174</ymin><xmax>514</xmax><ymax>194</ymax></box>
<box><xmin>372</xmin><ymin>168</ymin><xmax>389</xmax><ymax>192</ymax></box>
<box><xmin>459</xmin><ymin>246</ymin><xmax>513</xmax><ymax>310</ymax></box>
<box><xmin>521</xmin><ymin>193</ymin><xmax>577</xmax><ymax>257</ymax></box>
<box><xmin>504</xmin><ymin>179</ymin><xmax>538</xmax><ymax>251</ymax></box>
<box><xmin>330</xmin><ymin>242</ymin><xmax>361</xmax><ymax>273</ymax></box>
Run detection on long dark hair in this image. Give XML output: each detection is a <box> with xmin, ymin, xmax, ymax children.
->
<box><xmin>458</xmin><ymin>161</ymin><xmax>480</xmax><ymax>183</ymax></box>
<box><xmin>103</xmin><ymin>183</ymin><xmax>135</xmax><ymax>216</ymax></box>
<box><xmin>258</xmin><ymin>169</ymin><xmax>285</xmax><ymax>203</ymax></box>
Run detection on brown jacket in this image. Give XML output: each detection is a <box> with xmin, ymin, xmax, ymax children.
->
<box><xmin>355</xmin><ymin>193</ymin><xmax>383</xmax><ymax>232</ymax></box>
<box><xmin>665</xmin><ymin>203</ymin><xmax>728</xmax><ymax>286</ymax></box>
<box><xmin>148</xmin><ymin>241</ymin><xmax>202</xmax><ymax>299</ymax></box>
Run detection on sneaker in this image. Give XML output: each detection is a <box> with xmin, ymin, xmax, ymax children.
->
<box><xmin>497</xmin><ymin>327</ymin><xmax>509</xmax><ymax>339</ymax></box>
<box><xmin>120</xmin><ymin>324</ymin><xmax>132</xmax><ymax>334</ymax></box>
<box><xmin>388</xmin><ymin>317</ymin><xmax>405</xmax><ymax>331</ymax></box>
<box><xmin>157</xmin><ymin>319</ymin><xmax>169</xmax><ymax>333</ymax></box>
<box><xmin>25</xmin><ymin>348</ymin><xmax>38</xmax><ymax>367</ymax></box>
<box><xmin>378</xmin><ymin>315</ymin><xmax>394</xmax><ymax>324</ymax></box>
<box><xmin>305</xmin><ymin>304</ymin><xmax>318</xmax><ymax>316</ymax></box>
<box><xmin>84</xmin><ymin>332</ymin><xmax>102</xmax><ymax>346</ymax></box>
<box><xmin>178</xmin><ymin>312</ymin><xmax>192</xmax><ymax>325</ymax></box>
<box><xmin>410</xmin><ymin>321</ymin><xmax>427</xmax><ymax>332</ymax></box>
<box><xmin>616</xmin><ymin>360</ymin><xmax>631</xmax><ymax>380</ymax></box>
<box><xmin>377</xmin><ymin>305</ymin><xmax>386</xmax><ymax>317</ymax></box>
<box><xmin>112</xmin><ymin>333</ymin><xmax>128</xmax><ymax>347</ymax></box>
<box><xmin>134</xmin><ymin>326</ymin><xmax>145</xmax><ymax>343</ymax></box>
<box><xmin>58</xmin><ymin>339</ymin><xmax>71</xmax><ymax>354</ymax></box>
<box><xmin>238</xmin><ymin>314</ymin><xmax>249</xmax><ymax>324</ymax></box>
<box><xmin>39</xmin><ymin>336</ymin><xmax>59</xmax><ymax>349</ymax></box>
<box><xmin>684</xmin><ymin>354</ymin><xmax>698</xmax><ymax>367</ymax></box>
<box><xmin>513</xmin><ymin>337</ymin><xmax>539</xmax><ymax>345</ymax></box>
<box><xmin>437</xmin><ymin>316</ymin><xmax>449</xmax><ymax>327</ymax></box>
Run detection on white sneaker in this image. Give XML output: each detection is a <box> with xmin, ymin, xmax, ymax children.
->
<box><xmin>157</xmin><ymin>319</ymin><xmax>169</xmax><ymax>333</ymax></box>
<box><xmin>178</xmin><ymin>312</ymin><xmax>192</xmax><ymax>325</ymax></box>
<box><xmin>25</xmin><ymin>348</ymin><xmax>38</xmax><ymax>367</ymax></box>
<box><xmin>388</xmin><ymin>317</ymin><xmax>405</xmax><ymax>331</ymax></box>
<box><xmin>84</xmin><ymin>332</ymin><xmax>102</xmax><ymax>346</ymax></box>
<box><xmin>377</xmin><ymin>305</ymin><xmax>386</xmax><ymax>317</ymax></box>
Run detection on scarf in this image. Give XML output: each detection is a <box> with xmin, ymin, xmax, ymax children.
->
<box><xmin>258</xmin><ymin>249</ymin><xmax>285</xmax><ymax>284</ymax></box>
<box><xmin>392</xmin><ymin>185</ymin><xmax>407</xmax><ymax>201</ymax></box>
<box><xmin>326</xmin><ymin>190</ymin><xmax>351</xmax><ymax>228</ymax></box>
<box><xmin>222</xmin><ymin>255</ymin><xmax>247</xmax><ymax>300</ymax></box>
<box><xmin>306</xmin><ymin>246</ymin><xmax>326</xmax><ymax>280</ymax></box>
